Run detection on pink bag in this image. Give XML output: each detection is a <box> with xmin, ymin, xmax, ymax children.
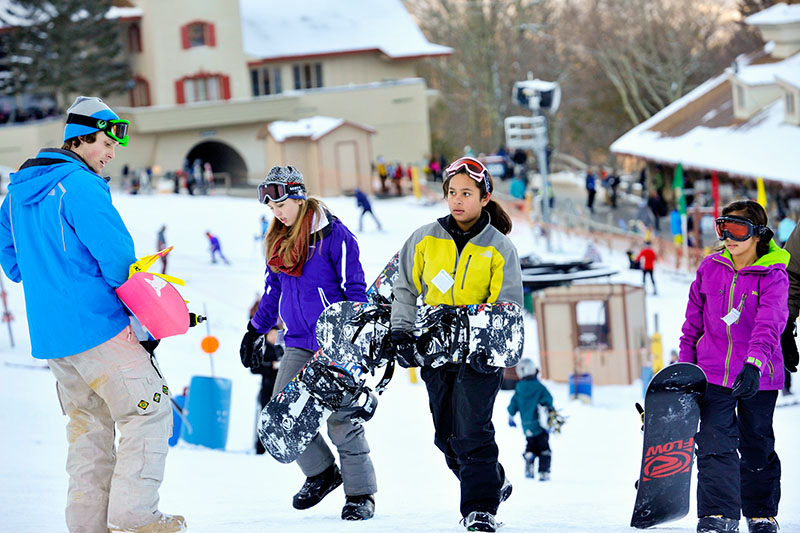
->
<box><xmin>115</xmin><ymin>272</ymin><xmax>190</xmax><ymax>339</ymax></box>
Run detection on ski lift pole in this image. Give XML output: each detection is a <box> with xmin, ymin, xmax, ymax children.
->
<box><xmin>0</xmin><ymin>273</ymin><xmax>14</xmax><ymax>347</ymax></box>
<box><xmin>200</xmin><ymin>302</ymin><xmax>218</xmax><ymax>377</ymax></box>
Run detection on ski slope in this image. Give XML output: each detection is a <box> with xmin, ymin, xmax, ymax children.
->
<box><xmin>1</xmin><ymin>191</ymin><xmax>797</xmax><ymax>532</ymax></box>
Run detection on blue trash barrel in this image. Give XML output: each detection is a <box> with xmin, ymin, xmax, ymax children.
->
<box><xmin>568</xmin><ymin>373</ymin><xmax>593</xmax><ymax>402</ymax></box>
<box><xmin>169</xmin><ymin>393</ymin><xmax>186</xmax><ymax>447</ymax></box>
<box><xmin>641</xmin><ymin>366</ymin><xmax>654</xmax><ymax>398</ymax></box>
<box><xmin>181</xmin><ymin>376</ymin><xmax>232</xmax><ymax>450</ymax></box>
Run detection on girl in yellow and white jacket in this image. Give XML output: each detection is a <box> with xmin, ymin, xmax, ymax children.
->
<box><xmin>389</xmin><ymin>156</ymin><xmax>523</xmax><ymax>533</ymax></box>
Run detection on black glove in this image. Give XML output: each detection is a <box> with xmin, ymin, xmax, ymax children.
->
<box><xmin>781</xmin><ymin>318</ymin><xmax>798</xmax><ymax>373</ymax></box>
<box><xmin>391</xmin><ymin>330</ymin><xmax>419</xmax><ymax>368</ymax></box>
<box><xmin>140</xmin><ymin>339</ymin><xmax>160</xmax><ymax>356</ymax></box>
<box><xmin>731</xmin><ymin>363</ymin><xmax>761</xmax><ymax>400</ymax></box>
<box><xmin>240</xmin><ymin>322</ymin><xmax>267</xmax><ymax>369</ymax></box>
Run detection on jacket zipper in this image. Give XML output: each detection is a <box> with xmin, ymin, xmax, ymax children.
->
<box><xmin>723</xmin><ymin>272</ymin><xmax>738</xmax><ymax>387</ymax></box>
<box><xmin>461</xmin><ymin>255</ymin><xmax>473</xmax><ymax>290</ymax></box>
<box><xmin>450</xmin><ymin>250</ymin><xmax>460</xmax><ymax>305</ymax></box>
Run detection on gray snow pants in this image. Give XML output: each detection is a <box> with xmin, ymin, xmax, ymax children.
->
<box><xmin>47</xmin><ymin>323</ymin><xmax>172</xmax><ymax>533</ymax></box>
<box><xmin>272</xmin><ymin>346</ymin><xmax>377</xmax><ymax>496</ymax></box>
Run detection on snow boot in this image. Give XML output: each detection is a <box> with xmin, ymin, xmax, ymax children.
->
<box><xmin>108</xmin><ymin>513</ymin><xmax>187</xmax><ymax>532</ymax></box>
<box><xmin>292</xmin><ymin>463</ymin><xmax>343</xmax><ymax>510</ymax></box>
<box><xmin>697</xmin><ymin>515</ymin><xmax>740</xmax><ymax>532</ymax></box>
<box><xmin>341</xmin><ymin>494</ymin><xmax>375</xmax><ymax>520</ymax></box>
<box><xmin>500</xmin><ymin>473</ymin><xmax>512</xmax><ymax>503</ymax></box>
<box><xmin>746</xmin><ymin>517</ymin><xmax>779</xmax><ymax>532</ymax></box>
<box><xmin>462</xmin><ymin>511</ymin><xmax>498</xmax><ymax>532</ymax></box>
<box><xmin>539</xmin><ymin>471</ymin><xmax>551</xmax><ymax>481</ymax></box>
<box><xmin>523</xmin><ymin>452</ymin><xmax>535</xmax><ymax>479</ymax></box>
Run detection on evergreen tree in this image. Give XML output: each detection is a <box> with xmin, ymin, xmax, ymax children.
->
<box><xmin>0</xmin><ymin>0</ymin><xmax>132</xmax><ymax>110</ymax></box>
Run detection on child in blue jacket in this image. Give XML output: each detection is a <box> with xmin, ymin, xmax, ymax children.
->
<box><xmin>507</xmin><ymin>359</ymin><xmax>554</xmax><ymax>480</ymax></box>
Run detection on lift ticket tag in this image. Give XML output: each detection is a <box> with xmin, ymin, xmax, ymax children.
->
<box><xmin>431</xmin><ymin>269</ymin><xmax>455</xmax><ymax>294</ymax></box>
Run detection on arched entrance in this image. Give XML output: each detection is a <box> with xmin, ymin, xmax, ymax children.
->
<box><xmin>185</xmin><ymin>140</ymin><xmax>248</xmax><ymax>186</ymax></box>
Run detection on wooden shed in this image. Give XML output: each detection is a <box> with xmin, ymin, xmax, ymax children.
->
<box><xmin>534</xmin><ymin>283</ymin><xmax>648</xmax><ymax>385</ymax></box>
<box><xmin>263</xmin><ymin>116</ymin><xmax>376</xmax><ymax>196</ymax></box>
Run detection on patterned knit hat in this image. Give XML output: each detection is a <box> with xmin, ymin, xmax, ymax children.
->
<box><xmin>257</xmin><ymin>166</ymin><xmax>307</xmax><ymax>203</ymax></box>
<box><xmin>63</xmin><ymin>96</ymin><xmax>120</xmax><ymax>142</ymax></box>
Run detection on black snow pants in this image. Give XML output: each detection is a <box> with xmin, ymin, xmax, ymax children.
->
<box><xmin>421</xmin><ymin>364</ymin><xmax>505</xmax><ymax>517</ymax></box>
<box><xmin>695</xmin><ymin>384</ymin><xmax>780</xmax><ymax>520</ymax></box>
<box><xmin>525</xmin><ymin>432</ymin><xmax>551</xmax><ymax>473</ymax></box>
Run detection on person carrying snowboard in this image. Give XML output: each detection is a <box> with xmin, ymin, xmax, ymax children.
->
<box><xmin>239</xmin><ymin>165</ymin><xmax>377</xmax><ymax>520</ymax></box>
<box><xmin>507</xmin><ymin>359</ymin><xmax>555</xmax><ymax>481</ymax></box>
<box><xmin>0</xmin><ymin>96</ymin><xmax>184</xmax><ymax>532</ymax></box>
<box><xmin>388</xmin><ymin>156</ymin><xmax>523</xmax><ymax>532</ymax></box>
<box><xmin>679</xmin><ymin>200</ymin><xmax>787</xmax><ymax>533</ymax></box>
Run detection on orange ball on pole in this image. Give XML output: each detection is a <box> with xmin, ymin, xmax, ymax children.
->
<box><xmin>201</xmin><ymin>335</ymin><xmax>220</xmax><ymax>354</ymax></box>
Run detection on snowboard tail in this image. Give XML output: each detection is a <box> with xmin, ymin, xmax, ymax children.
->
<box><xmin>631</xmin><ymin>363</ymin><xmax>707</xmax><ymax>529</ymax></box>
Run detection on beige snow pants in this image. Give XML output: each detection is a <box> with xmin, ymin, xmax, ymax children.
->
<box><xmin>47</xmin><ymin>323</ymin><xmax>173</xmax><ymax>533</ymax></box>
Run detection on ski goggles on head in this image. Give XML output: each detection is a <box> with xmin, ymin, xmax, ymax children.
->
<box><xmin>714</xmin><ymin>215</ymin><xmax>769</xmax><ymax>242</ymax></box>
<box><xmin>66</xmin><ymin>113</ymin><xmax>130</xmax><ymax>146</ymax></box>
<box><xmin>257</xmin><ymin>181</ymin><xmax>306</xmax><ymax>204</ymax></box>
<box><xmin>445</xmin><ymin>156</ymin><xmax>492</xmax><ymax>193</ymax></box>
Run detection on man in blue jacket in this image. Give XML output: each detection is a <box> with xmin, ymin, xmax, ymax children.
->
<box><xmin>0</xmin><ymin>97</ymin><xmax>185</xmax><ymax>533</ymax></box>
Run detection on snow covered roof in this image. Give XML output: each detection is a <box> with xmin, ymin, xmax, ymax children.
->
<box><xmin>239</xmin><ymin>0</ymin><xmax>452</xmax><ymax>61</ymax></box>
<box><xmin>745</xmin><ymin>2</ymin><xmax>800</xmax><ymax>26</ymax></box>
<box><xmin>734</xmin><ymin>52</ymin><xmax>800</xmax><ymax>86</ymax></box>
<box><xmin>610</xmin><ymin>54</ymin><xmax>800</xmax><ymax>184</ymax></box>
<box><xmin>267</xmin><ymin>116</ymin><xmax>375</xmax><ymax>142</ymax></box>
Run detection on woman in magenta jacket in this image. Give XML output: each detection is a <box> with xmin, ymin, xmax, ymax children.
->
<box><xmin>679</xmin><ymin>200</ymin><xmax>788</xmax><ymax>533</ymax></box>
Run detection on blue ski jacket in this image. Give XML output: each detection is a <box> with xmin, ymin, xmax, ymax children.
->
<box><xmin>0</xmin><ymin>149</ymin><xmax>136</xmax><ymax>359</ymax></box>
<box><xmin>251</xmin><ymin>210</ymin><xmax>367</xmax><ymax>351</ymax></box>
<box><xmin>507</xmin><ymin>377</ymin><xmax>554</xmax><ymax>438</ymax></box>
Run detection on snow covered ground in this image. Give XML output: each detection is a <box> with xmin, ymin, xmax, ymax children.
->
<box><xmin>1</xmin><ymin>190</ymin><xmax>797</xmax><ymax>532</ymax></box>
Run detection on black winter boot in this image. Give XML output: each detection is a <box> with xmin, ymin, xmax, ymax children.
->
<box><xmin>462</xmin><ymin>511</ymin><xmax>498</xmax><ymax>532</ymax></box>
<box><xmin>292</xmin><ymin>463</ymin><xmax>343</xmax><ymax>510</ymax></box>
<box><xmin>341</xmin><ymin>494</ymin><xmax>375</xmax><ymax>520</ymax></box>
<box><xmin>746</xmin><ymin>517</ymin><xmax>779</xmax><ymax>532</ymax></box>
<box><xmin>697</xmin><ymin>515</ymin><xmax>740</xmax><ymax>532</ymax></box>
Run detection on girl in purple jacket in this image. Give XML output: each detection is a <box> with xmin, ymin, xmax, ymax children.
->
<box><xmin>679</xmin><ymin>200</ymin><xmax>788</xmax><ymax>533</ymax></box>
<box><xmin>239</xmin><ymin>166</ymin><xmax>377</xmax><ymax>521</ymax></box>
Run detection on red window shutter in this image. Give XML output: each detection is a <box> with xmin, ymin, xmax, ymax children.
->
<box><xmin>221</xmin><ymin>75</ymin><xmax>231</xmax><ymax>99</ymax></box>
<box><xmin>207</xmin><ymin>23</ymin><xmax>216</xmax><ymax>47</ymax></box>
<box><xmin>181</xmin><ymin>25</ymin><xmax>190</xmax><ymax>49</ymax></box>
<box><xmin>175</xmin><ymin>79</ymin><xmax>185</xmax><ymax>104</ymax></box>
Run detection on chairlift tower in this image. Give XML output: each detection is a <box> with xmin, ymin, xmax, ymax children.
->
<box><xmin>504</xmin><ymin>78</ymin><xmax>561</xmax><ymax>250</ymax></box>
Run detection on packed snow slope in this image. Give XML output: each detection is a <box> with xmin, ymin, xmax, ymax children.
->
<box><xmin>1</xmin><ymin>192</ymin><xmax>797</xmax><ymax>532</ymax></box>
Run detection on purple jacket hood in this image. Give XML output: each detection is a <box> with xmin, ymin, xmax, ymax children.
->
<box><xmin>679</xmin><ymin>242</ymin><xmax>789</xmax><ymax>390</ymax></box>
<box><xmin>251</xmin><ymin>211</ymin><xmax>366</xmax><ymax>351</ymax></box>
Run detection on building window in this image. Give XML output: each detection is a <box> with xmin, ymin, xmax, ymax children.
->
<box><xmin>129</xmin><ymin>77</ymin><xmax>150</xmax><ymax>107</ymax></box>
<box><xmin>250</xmin><ymin>66</ymin><xmax>283</xmax><ymax>96</ymax></box>
<box><xmin>128</xmin><ymin>23</ymin><xmax>142</xmax><ymax>54</ymax></box>
<box><xmin>292</xmin><ymin>62</ymin><xmax>322</xmax><ymax>90</ymax></box>
<box><xmin>787</xmin><ymin>91</ymin><xmax>797</xmax><ymax>115</ymax></box>
<box><xmin>175</xmin><ymin>73</ymin><xmax>230</xmax><ymax>104</ymax></box>
<box><xmin>180</xmin><ymin>21</ymin><xmax>216</xmax><ymax>49</ymax></box>
<box><xmin>576</xmin><ymin>300</ymin><xmax>610</xmax><ymax>349</ymax></box>
<box><xmin>735</xmin><ymin>84</ymin><xmax>745</xmax><ymax>110</ymax></box>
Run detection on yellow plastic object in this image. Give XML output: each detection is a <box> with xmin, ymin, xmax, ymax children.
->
<box><xmin>128</xmin><ymin>246</ymin><xmax>185</xmax><ymax>287</ymax></box>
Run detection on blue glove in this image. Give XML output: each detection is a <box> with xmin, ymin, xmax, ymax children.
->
<box><xmin>731</xmin><ymin>363</ymin><xmax>760</xmax><ymax>400</ymax></box>
<box><xmin>508</xmin><ymin>416</ymin><xmax>517</xmax><ymax>428</ymax></box>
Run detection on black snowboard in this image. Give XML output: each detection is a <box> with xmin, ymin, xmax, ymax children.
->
<box><xmin>257</xmin><ymin>253</ymin><xmax>399</xmax><ymax>463</ymax></box>
<box><xmin>631</xmin><ymin>363</ymin><xmax>707</xmax><ymax>529</ymax></box>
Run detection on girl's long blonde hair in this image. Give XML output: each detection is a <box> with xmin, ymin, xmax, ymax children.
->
<box><xmin>264</xmin><ymin>198</ymin><xmax>325</xmax><ymax>272</ymax></box>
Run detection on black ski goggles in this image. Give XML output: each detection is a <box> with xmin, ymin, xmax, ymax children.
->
<box><xmin>714</xmin><ymin>215</ymin><xmax>771</xmax><ymax>242</ymax></box>
<box><xmin>257</xmin><ymin>181</ymin><xmax>306</xmax><ymax>204</ymax></box>
<box><xmin>66</xmin><ymin>113</ymin><xmax>130</xmax><ymax>146</ymax></box>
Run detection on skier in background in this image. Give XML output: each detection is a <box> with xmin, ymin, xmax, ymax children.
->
<box><xmin>205</xmin><ymin>231</ymin><xmax>229</xmax><ymax>264</ymax></box>
<box><xmin>354</xmin><ymin>188</ymin><xmax>382</xmax><ymax>232</ymax></box>
<box><xmin>679</xmin><ymin>200</ymin><xmax>787</xmax><ymax>533</ymax></box>
<box><xmin>636</xmin><ymin>241</ymin><xmax>658</xmax><ymax>295</ymax></box>
<box><xmin>507</xmin><ymin>359</ymin><xmax>555</xmax><ymax>481</ymax></box>
<box><xmin>387</xmin><ymin>156</ymin><xmax>522</xmax><ymax>533</ymax></box>
<box><xmin>157</xmin><ymin>225</ymin><xmax>168</xmax><ymax>274</ymax></box>
<box><xmin>0</xmin><ymin>96</ymin><xmax>184</xmax><ymax>532</ymax></box>
<box><xmin>239</xmin><ymin>165</ymin><xmax>377</xmax><ymax>520</ymax></box>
